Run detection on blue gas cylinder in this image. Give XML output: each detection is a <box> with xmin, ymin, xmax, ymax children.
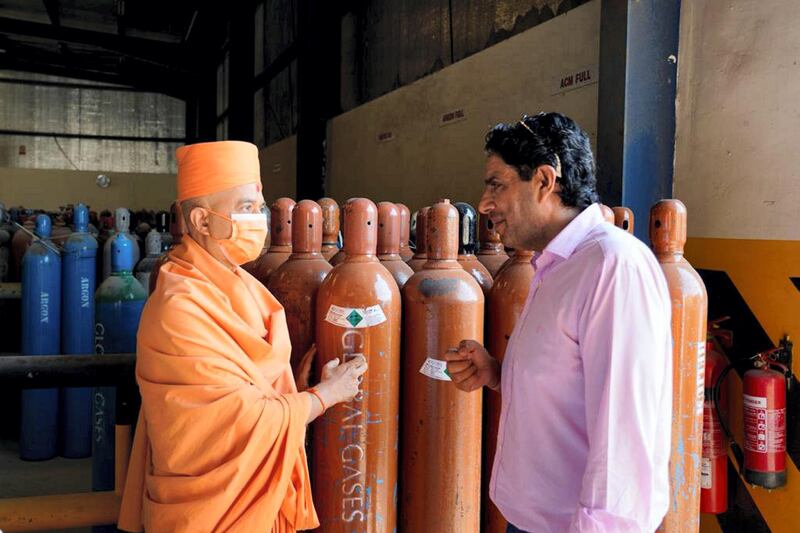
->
<box><xmin>93</xmin><ymin>234</ymin><xmax>146</xmax><ymax>498</ymax></box>
<box><xmin>20</xmin><ymin>214</ymin><xmax>61</xmax><ymax>460</ymax></box>
<box><xmin>60</xmin><ymin>203</ymin><xmax>97</xmax><ymax>458</ymax></box>
<box><xmin>101</xmin><ymin>207</ymin><xmax>139</xmax><ymax>282</ymax></box>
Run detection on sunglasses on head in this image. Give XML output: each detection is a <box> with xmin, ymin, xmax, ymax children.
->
<box><xmin>518</xmin><ymin>116</ymin><xmax>562</xmax><ymax>180</ymax></box>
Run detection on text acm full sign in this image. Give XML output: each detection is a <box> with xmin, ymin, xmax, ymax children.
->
<box><xmin>552</xmin><ymin>65</ymin><xmax>598</xmax><ymax>95</ymax></box>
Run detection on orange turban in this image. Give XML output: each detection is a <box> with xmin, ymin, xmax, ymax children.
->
<box><xmin>176</xmin><ymin>141</ymin><xmax>262</xmax><ymax>202</ymax></box>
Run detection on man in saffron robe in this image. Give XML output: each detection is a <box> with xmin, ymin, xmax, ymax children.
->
<box><xmin>119</xmin><ymin>140</ymin><xmax>365</xmax><ymax>532</ymax></box>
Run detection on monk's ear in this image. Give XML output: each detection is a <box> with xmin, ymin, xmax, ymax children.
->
<box><xmin>188</xmin><ymin>206</ymin><xmax>211</xmax><ymax>236</ymax></box>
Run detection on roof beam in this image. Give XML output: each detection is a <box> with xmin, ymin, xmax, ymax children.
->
<box><xmin>0</xmin><ymin>16</ymin><xmax>185</xmax><ymax>65</ymax></box>
<box><xmin>116</xmin><ymin>0</ymin><xmax>125</xmax><ymax>37</ymax></box>
<box><xmin>253</xmin><ymin>42</ymin><xmax>297</xmax><ymax>89</ymax></box>
<box><xmin>0</xmin><ymin>128</ymin><xmax>185</xmax><ymax>143</ymax></box>
<box><xmin>42</xmin><ymin>0</ymin><xmax>60</xmax><ymax>27</ymax></box>
<box><xmin>0</xmin><ymin>56</ymin><xmax>188</xmax><ymax>99</ymax></box>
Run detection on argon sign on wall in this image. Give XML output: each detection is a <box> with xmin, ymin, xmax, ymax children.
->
<box><xmin>440</xmin><ymin>108</ymin><xmax>466</xmax><ymax>126</ymax></box>
<box><xmin>552</xmin><ymin>64</ymin><xmax>598</xmax><ymax>95</ymax></box>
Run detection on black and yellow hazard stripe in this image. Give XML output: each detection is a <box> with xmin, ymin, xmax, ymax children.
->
<box><xmin>687</xmin><ymin>238</ymin><xmax>800</xmax><ymax>533</ymax></box>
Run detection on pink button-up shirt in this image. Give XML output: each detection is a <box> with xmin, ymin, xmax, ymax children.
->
<box><xmin>490</xmin><ymin>203</ymin><xmax>672</xmax><ymax>532</ymax></box>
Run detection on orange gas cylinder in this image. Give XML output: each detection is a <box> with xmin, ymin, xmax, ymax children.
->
<box><xmin>396</xmin><ymin>203</ymin><xmax>414</xmax><ymax>262</ymax></box>
<box><xmin>149</xmin><ymin>202</ymin><xmax>187</xmax><ymax>294</ymax></box>
<box><xmin>651</xmin><ymin>199</ymin><xmax>707</xmax><ymax>533</ymax></box>
<box><xmin>328</xmin><ymin>248</ymin><xmax>346</xmax><ymax>266</ymax></box>
<box><xmin>492</xmin><ymin>249</ymin><xmax>515</xmax><ymax>279</ymax></box>
<box><xmin>252</xmin><ymin>197</ymin><xmax>295</xmax><ymax>285</ymax></box>
<box><xmin>313</xmin><ymin>198</ymin><xmax>401</xmax><ymax>532</ymax></box>
<box><xmin>454</xmin><ymin>202</ymin><xmax>493</xmax><ymax>294</ymax></box>
<box><xmin>96</xmin><ymin>210</ymin><xmax>114</xmax><ymax>249</ymax></box>
<box><xmin>377</xmin><ymin>202</ymin><xmax>414</xmax><ymax>289</ymax></box>
<box><xmin>318</xmin><ymin>197</ymin><xmax>341</xmax><ymax>262</ymax></box>
<box><xmin>400</xmin><ymin>199</ymin><xmax>483</xmax><ymax>533</ymax></box>
<box><xmin>600</xmin><ymin>203</ymin><xmax>615</xmax><ymax>223</ymax></box>
<box><xmin>483</xmin><ymin>248</ymin><xmax>534</xmax><ymax>533</ymax></box>
<box><xmin>11</xmin><ymin>221</ymin><xmax>34</xmax><ymax>281</ymax></box>
<box><xmin>613</xmin><ymin>206</ymin><xmax>635</xmax><ymax>234</ymax></box>
<box><xmin>406</xmin><ymin>206</ymin><xmax>429</xmax><ymax>272</ymax></box>
<box><xmin>268</xmin><ymin>200</ymin><xmax>332</xmax><ymax>375</ymax></box>
<box><xmin>476</xmin><ymin>213</ymin><xmax>509</xmax><ymax>277</ymax></box>
<box><xmin>51</xmin><ymin>217</ymin><xmax>73</xmax><ymax>247</ymax></box>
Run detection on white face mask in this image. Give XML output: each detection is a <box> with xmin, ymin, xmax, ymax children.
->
<box><xmin>207</xmin><ymin>210</ymin><xmax>268</xmax><ymax>265</ymax></box>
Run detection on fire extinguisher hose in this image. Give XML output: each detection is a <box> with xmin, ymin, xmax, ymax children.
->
<box><xmin>713</xmin><ymin>363</ymin><xmax>745</xmax><ymax>470</ymax></box>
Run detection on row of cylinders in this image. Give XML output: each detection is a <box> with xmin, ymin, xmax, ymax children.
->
<box><xmin>13</xmin><ymin>204</ymin><xmax>148</xmax><ymax>512</ymax></box>
<box><xmin>7</xmin><ymin>195</ymin><xmax>702</xmax><ymax>533</ymax></box>
<box><xmin>248</xmin><ymin>196</ymin><xmax>702</xmax><ymax>533</ymax></box>
<box><xmin>0</xmin><ymin>205</ymin><xmax>179</xmax><ymax>285</ymax></box>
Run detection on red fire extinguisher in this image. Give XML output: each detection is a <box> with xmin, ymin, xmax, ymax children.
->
<box><xmin>712</xmin><ymin>337</ymin><xmax>791</xmax><ymax>495</ymax></box>
<box><xmin>701</xmin><ymin>337</ymin><xmax>728</xmax><ymax>514</ymax></box>
<box><xmin>742</xmin><ymin>346</ymin><xmax>790</xmax><ymax>489</ymax></box>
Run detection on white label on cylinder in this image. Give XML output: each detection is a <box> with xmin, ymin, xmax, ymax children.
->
<box><xmin>743</xmin><ymin>394</ymin><xmax>767</xmax><ymax>409</ymax></box>
<box><xmin>700</xmin><ymin>458</ymin><xmax>712</xmax><ymax>489</ymax></box>
<box><xmin>696</xmin><ymin>342</ymin><xmax>706</xmax><ymax>416</ymax></box>
<box><xmin>325</xmin><ymin>304</ymin><xmax>386</xmax><ymax>328</ymax></box>
<box><xmin>419</xmin><ymin>357</ymin><xmax>451</xmax><ymax>381</ymax></box>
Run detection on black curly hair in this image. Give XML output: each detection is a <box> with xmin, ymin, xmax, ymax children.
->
<box><xmin>484</xmin><ymin>112</ymin><xmax>599</xmax><ymax>210</ymax></box>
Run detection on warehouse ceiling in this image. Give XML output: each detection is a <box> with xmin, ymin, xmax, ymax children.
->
<box><xmin>0</xmin><ymin>0</ymin><xmax>222</xmax><ymax>98</ymax></box>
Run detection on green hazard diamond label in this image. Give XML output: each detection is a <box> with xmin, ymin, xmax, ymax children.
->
<box><xmin>325</xmin><ymin>304</ymin><xmax>387</xmax><ymax>328</ymax></box>
<box><xmin>346</xmin><ymin>310</ymin><xmax>364</xmax><ymax>327</ymax></box>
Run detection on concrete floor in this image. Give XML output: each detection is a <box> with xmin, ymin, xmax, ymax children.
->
<box><xmin>0</xmin><ymin>438</ymin><xmax>92</xmax><ymax>533</ymax></box>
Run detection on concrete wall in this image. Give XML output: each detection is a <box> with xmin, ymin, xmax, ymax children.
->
<box><xmin>326</xmin><ymin>0</ymin><xmax>600</xmax><ymax>212</ymax></box>
<box><xmin>675</xmin><ymin>3</ymin><xmax>800</xmax><ymax>531</ymax></box>
<box><xmin>0</xmin><ymin>167</ymin><xmax>175</xmax><ymax>212</ymax></box>
<box><xmin>340</xmin><ymin>0</ymin><xmax>594</xmax><ymax>112</ymax></box>
<box><xmin>673</xmin><ymin>0</ymin><xmax>800</xmax><ymax>241</ymax></box>
<box><xmin>0</xmin><ymin>70</ymin><xmax>184</xmax><ymax>212</ymax></box>
<box><xmin>0</xmin><ymin>71</ymin><xmax>184</xmax><ymax>174</ymax></box>
<box><xmin>1</xmin><ymin>133</ymin><xmax>299</xmax><ymax>212</ymax></box>
<box><xmin>259</xmin><ymin>134</ymin><xmax>297</xmax><ymax>202</ymax></box>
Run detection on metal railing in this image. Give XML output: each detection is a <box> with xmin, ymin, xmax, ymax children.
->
<box><xmin>0</xmin><ymin>283</ymin><xmax>21</xmax><ymax>300</ymax></box>
<box><xmin>0</xmin><ymin>353</ymin><xmax>138</xmax><ymax>532</ymax></box>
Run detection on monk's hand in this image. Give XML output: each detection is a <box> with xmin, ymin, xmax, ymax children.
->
<box><xmin>316</xmin><ymin>355</ymin><xmax>368</xmax><ymax>406</ymax></box>
<box><xmin>445</xmin><ymin>339</ymin><xmax>500</xmax><ymax>392</ymax></box>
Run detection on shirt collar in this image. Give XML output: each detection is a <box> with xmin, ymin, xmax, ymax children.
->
<box><xmin>540</xmin><ymin>203</ymin><xmax>605</xmax><ymax>261</ymax></box>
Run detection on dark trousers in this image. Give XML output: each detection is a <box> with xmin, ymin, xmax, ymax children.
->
<box><xmin>507</xmin><ymin>524</ymin><xmax>530</xmax><ymax>533</ymax></box>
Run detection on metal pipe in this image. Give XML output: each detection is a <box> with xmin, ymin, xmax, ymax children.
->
<box><xmin>0</xmin><ymin>491</ymin><xmax>121</xmax><ymax>532</ymax></box>
<box><xmin>0</xmin><ymin>362</ymin><xmax>138</xmax><ymax>532</ymax></box>
<box><xmin>0</xmin><ymin>206</ymin><xmax>61</xmax><ymax>255</ymax></box>
<box><xmin>0</xmin><ymin>129</ymin><xmax>186</xmax><ymax>143</ymax></box>
<box><xmin>0</xmin><ymin>282</ymin><xmax>21</xmax><ymax>299</ymax></box>
<box><xmin>4</xmin><ymin>219</ymin><xmax>61</xmax><ymax>256</ymax></box>
<box><xmin>0</xmin><ymin>77</ymin><xmax>145</xmax><ymax>93</ymax></box>
<box><xmin>0</xmin><ymin>354</ymin><xmax>136</xmax><ymax>388</ymax></box>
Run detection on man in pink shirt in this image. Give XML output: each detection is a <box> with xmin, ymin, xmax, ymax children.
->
<box><xmin>446</xmin><ymin>112</ymin><xmax>672</xmax><ymax>532</ymax></box>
